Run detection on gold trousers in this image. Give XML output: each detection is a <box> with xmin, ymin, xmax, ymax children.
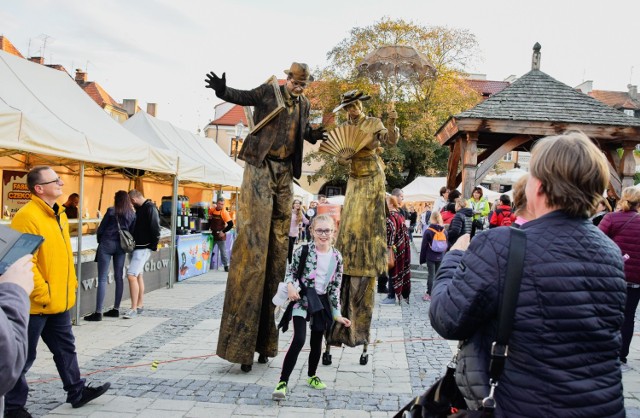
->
<box><xmin>328</xmin><ymin>275</ymin><xmax>375</xmax><ymax>347</ymax></box>
<box><xmin>216</xmin><ymin>159</ymin><xmax>293</xmax><ymax>365</ymax></box>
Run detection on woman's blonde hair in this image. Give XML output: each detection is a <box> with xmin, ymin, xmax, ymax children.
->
<box><xmin>292</xmin><ymin>199</ymin><xmax>303</xmax><ymax>224</ymax></box>
<box><xmin>512</xmin><ymin>174</ymin><xmax>529</xmax><ymax>215</ymax></box>
<box><xmin>529</xmin><ymin>131</ymin><xmax>609</xmax><ymax>218</ymax></box>
<box><xmin>310</xmin><ymin>215</ymin><xmax>337</xmax><ymax>245</ymax></box>
<box><xmin>429</xmin><ymin>210</ymin><xmax>443</xmax><ymax>225</ymax></box>
<box><xmin>618</xmin><ymin>187</ymin><xmax>640</xmax><ymax>212</ymax></box>
<box><xmin>386</xmin><ymin>195</ymin><xmax>400</xmax><ymax>211</ymax></box>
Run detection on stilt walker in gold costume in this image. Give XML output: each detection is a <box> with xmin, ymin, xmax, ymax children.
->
<box><xmin>204</xmin><ymin>63</ymin><xmax>327</xmax><ymax>372</ymax></box>
<box><xmin>324</xmin><ymin>90</ymin><xmax>398</xmax><ymax>365</ymax></box>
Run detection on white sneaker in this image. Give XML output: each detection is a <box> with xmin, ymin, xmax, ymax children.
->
<box><xmin>123</xmin><ymin>309</ymin><xmax>137</xmax><ymax>319</ymax></box>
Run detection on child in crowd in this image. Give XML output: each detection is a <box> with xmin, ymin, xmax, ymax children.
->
<box><xmin>273</xmin><ymin>215</ymin><xmax>352</xmax><ymax>400</ymax></box>
<box><xmin>420</xmin><ymin>211</ymin><xmax>448</xmax><ymax>301</ymax></box>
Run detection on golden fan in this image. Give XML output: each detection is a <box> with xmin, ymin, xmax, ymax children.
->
<box><xmin>319</xmin><ymin>125</ymin><xmax>372</xmax><ymax>159</ymax></box>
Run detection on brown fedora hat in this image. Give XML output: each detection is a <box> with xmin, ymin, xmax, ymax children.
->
<box><xmin>332</xmin><ymin>89</ymin><xmax>371</xmax><ymax>113</ymax></box>
<box><xmin>283</xmin><ymin>62</ymin><xmax>314</xmax><ymax>82</ymax></box>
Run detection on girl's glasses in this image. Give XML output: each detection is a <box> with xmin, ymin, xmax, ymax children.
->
<box><xmin>314</xmin><ymin>229</ymin><xmax>332</xmax><ymax>236</ymax></box>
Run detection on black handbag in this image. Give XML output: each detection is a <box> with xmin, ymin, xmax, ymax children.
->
<box><xmin>396</xmin><ymin>228</ymin><xmax>526</xmax><ymax>418</ymax></box>
<box><xmin>116</xmin><ymin>215</ymin><xmax>135</xmax><ymax>253</ymax></box>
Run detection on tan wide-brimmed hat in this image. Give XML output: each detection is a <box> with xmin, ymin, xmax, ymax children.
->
<box><xmin>283</xmin><ymin>62</ymin><xmax>314</xmax><ymax>82</ymax></box>
<box><xmin>332</xmin><ymin>89</ymin><xmax>371</xmax><ymax>113</ymax></box>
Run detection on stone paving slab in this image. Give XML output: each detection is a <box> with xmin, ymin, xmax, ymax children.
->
<box><xmin>15</xmin><ymin>242</ymin><xmax>640</xmax><ymax>417</ymax></box>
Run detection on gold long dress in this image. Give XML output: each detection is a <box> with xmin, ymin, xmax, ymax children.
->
<box><xmin>329</xmin><ymin>114</ymin><xmax>398</xmax><ymax>347</ymax></box>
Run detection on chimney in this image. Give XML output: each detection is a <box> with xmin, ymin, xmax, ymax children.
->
<box><xmin>28</xmin><ymin>56</ymin><xmax>44</xmax><ymax>65</ymax></box>
<box><xmin>122</xmin><ymin>99</ymin><xmax>138</xmax><ymax>117</ymax></box>
<box><xmin>575</xmin><ymin>80</ymin><xmax>593</xmax><ymax>94</ymax></box>
<box><xmin>531</xmin><ymin>42</ymin><xmax>541</xmax><ymax>71</ymax></box>
<box><xmin>146</xmin><ymin>103</ymin><xmax>157</xmax><ymax>117</ymax></box>
<box><xmin>628</xmin><ymin>84</ymin><xmax>638</xmax><ymax>100</ymax></box>
<box><xmin>74</xmin><ymin>69</ymin><xmax>87</xmax><ymax>83</ymax></box>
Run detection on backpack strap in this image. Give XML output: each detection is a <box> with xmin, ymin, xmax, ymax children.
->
<box><xmin>296</xmin><ymin>245</ymin><xmax>310</xmax><ymax>296</ymax></box>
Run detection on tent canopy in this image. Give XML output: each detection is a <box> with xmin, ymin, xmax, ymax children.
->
<box><xmin>123</xmin><ymin>112</ymin><xmax>243</xmax><ymax>187</ymax></box>
<box><xmin>402</xmin><ymin>176</ymin><xmax>448</xmax><ymax>201</ymax></box>
<box><xmin>0</xmin><ymin>50</ymin><xmax>177</xmax><ymax>174</ymax></box>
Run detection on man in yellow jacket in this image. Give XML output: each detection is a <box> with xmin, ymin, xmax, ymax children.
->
<box><xmin>4</xmin><ymin>166</ymin><xmax>110</xmax><ymax>418</ymax></box>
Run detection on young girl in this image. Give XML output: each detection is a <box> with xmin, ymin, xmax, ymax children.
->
<box><xmin>273</xmin><ymin>215</ymin><xmax>351</xmax><ymax>400</ymax></box>
<box><xmin>420</xmin><ymin>210</ymin><xmax>448</xmax><ymax>301</ymax></box>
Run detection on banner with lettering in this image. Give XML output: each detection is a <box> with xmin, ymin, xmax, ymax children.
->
<box><xmin>2</xmin><ymin>170</ymin><xmax>30</xmax><ymax>218</ymax></box>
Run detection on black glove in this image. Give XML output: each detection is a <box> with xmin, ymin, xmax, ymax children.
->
<box><xmin>309</xmin><ymin>127</ymin><xmax>328</xmax><ymax>142</ymax></box>
<box><xmin>205</xmin><ymin>72</ymin><xmax>226</xmax><ymax>94</ymax></box>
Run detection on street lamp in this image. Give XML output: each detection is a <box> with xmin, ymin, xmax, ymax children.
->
<box><xmin>233</xmin><ymin>121</ymin><xmax>245</xmax><ymax>162</ymax></box>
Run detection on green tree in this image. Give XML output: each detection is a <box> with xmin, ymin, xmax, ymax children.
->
<box><xmin>304</xmin><ymin>17</ymin><xmax>481</xmax><ymax>190</ymax></box>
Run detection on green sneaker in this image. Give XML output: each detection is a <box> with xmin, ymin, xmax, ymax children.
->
<box><xmin>272</xmin><ymin>381</ymin><xmax>287</xmax><ymax>400</ymax></box>
<box><xmin>307</xmin><ymin>375</ymin><xmax>327</xmax><ymax>390</ymax></box>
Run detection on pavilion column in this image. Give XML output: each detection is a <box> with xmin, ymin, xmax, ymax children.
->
<box><xmin>620</xmin><ymin>141</ymin><xmax>637</xmax><ymax>189</ymax></box>
<box><xmin>461</xmin><ymin>132</ymin><xmax>478</xmax><ymax>198</ymax></box>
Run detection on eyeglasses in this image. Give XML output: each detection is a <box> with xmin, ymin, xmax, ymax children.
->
<box><xmin>314</xmin><ymin>229</ymin><xmax>333</xmax><ymax>236</ymax></box>
<box><xmin>38</xmin><ymin>177</ymin><xmax>62</xmax><ymax>186</ymax></box>
<box><xmin>289</xmin><ymin>79</ymin><xmax>308</xmax><ymax>88</ymax></box>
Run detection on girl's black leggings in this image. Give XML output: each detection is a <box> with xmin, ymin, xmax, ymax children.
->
<box><xmin>279</xmin><ymin>316</ymin><xmax>324</xmax><ymax>383</ymax></box>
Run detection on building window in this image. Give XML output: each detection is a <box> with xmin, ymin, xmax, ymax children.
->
<box><xmin>503</xmin><ymin>152</ymin><xmax>513</xmax><ymax>162</ymax></box>
<box><xmin>326</xmin><ymin>186</ymin><xmax>341</xmax><ymax>197</ymax></box>
<box><xmin>624</xmin><ymin>109</ymin><xmax>635</xmax><ymax>117</ymax></box>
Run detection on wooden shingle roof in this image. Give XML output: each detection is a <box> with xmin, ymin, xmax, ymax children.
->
<box><xmin>457</xmin><ymin>69</ymin><xmax>640</xmax><ymax>127</ymax></box>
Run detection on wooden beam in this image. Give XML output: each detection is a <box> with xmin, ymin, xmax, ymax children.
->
<box><xmin>461</xmin><ymin>132</ymin><xmax>478</xmax><ymax>198</ymax></box>
<box><xmin>446</xmin><ymin>141</ymin><xmax>461</xmax><ymax>191</ymax></box>
<box><xmin>452</xmin><ymin>119</ymin><xmax>640</xmax><ymax>142</ymax></box>
<box><xmin>603</xmin><ymin>146</ymin><xmax>621</xmax><ymax>171</ymax></box>
<box><xmin>606</xmin><ymin>160</ymin><xmax>622</xmax><ymax>197</ymax></box>
<box><xmin>475</xmin><ymin>136</ymin><xmax>532</xmax><ymax>183</ymax></box>
<box><xmin>621</xmin><ymin>141</ymin><xmax>637</xmax><ymax>189</ymax></box>
<box><xmin>436</xmin><ymin>117</ymin><xmax>460</xmax><ymax>145</ymax></box>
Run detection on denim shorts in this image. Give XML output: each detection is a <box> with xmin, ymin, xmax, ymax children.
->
<box><xmin>127</xmin><ymin>248</ymin><xmax>151</xmax><ymax>276</ymax></box>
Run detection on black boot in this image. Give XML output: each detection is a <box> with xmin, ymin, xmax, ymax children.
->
<box><xmin>83</xmin><ymin>312</ymin><xmax>102</xmax><ymax>322</ymax></box>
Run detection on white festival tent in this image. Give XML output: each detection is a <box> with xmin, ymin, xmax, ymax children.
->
<box><xmin>0</xmin><ymin>50</ymin><xmax>182</xmax><ymax>321</ymax></box>
<box><xmin>326</xmin><ymin>195</ymin><xmax>345</xmax><ymax>205</ymax></box>
<box><xmin>123</xmin><ymin>111</ymin><xmax>243</xmax><ymax>187</ymax></box>
<box><xmin>293</xmin><ymin>183</ymin><xmax>314</xmax><ymax>205</ymax></box>
<box><xmin>0</xmin><ymin>50</ymin><xmax>177</xmax><ymax>173</ymax></box>
<box><xmin>402</xmin><ymin>176</ymin><xmax>448</xmax><ymax>202</ymax></box>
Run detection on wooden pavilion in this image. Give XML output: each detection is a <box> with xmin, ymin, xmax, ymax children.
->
<box><xmin>436</xmin><ymin>43</ymin><xmax>640</xmax><ymax>198</ymax></box>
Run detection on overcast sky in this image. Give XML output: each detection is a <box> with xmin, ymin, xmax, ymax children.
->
<box><xmin>2</xmin><ymin>0</ymin><xmax>639</xmax><ymax>133</ymax></box>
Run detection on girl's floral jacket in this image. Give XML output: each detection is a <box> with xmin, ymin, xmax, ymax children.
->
<box><xmin>284</xmin><ymin>242</ymin><xmax>343</xmax><ymax>319</ymax></box>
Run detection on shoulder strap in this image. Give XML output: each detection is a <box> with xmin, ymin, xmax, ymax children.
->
<box><xmin>296</xmin><ymin>245</ymin><xmax>309</xmax><ymax>294</ymax></box>
<box><xmin>615</xmin><ymin>212</ymin><xmax>640</xmax><ymax>237</ymax></box>
<box><xmin>484</xmin><ymin>227</ymin><xmax>526</xmax><ymax>408</ymax></box>
<box><xmin>115</xmin><ymin>213</ymin><xmax>122</xmax><ymax>231</ymax></box>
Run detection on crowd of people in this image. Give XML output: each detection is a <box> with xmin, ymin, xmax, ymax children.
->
<box><xmin>1</xmin><ymin>59</ymin><xmax>639</xmax><ymax>418</ymax></box>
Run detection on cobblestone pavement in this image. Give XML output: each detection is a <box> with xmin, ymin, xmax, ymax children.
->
<box><xmin>17</xmin><ymin>237</ymin><xmax>640</xmax><ymax>417</ymax></box>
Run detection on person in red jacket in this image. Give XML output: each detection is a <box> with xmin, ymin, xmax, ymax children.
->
<box><xmin>489</xmin><ymin>194</ymin><xmax>515</xmax><ymax>228</ymax></box>
<box><xmin>599</xmin><ymin>186</ymin><xmax>640</xmax><ymax>370</ymax></box>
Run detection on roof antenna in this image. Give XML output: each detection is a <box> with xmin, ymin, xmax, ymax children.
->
<box><xmin>531</xmin><ymin>42</ymin><xmax>541</xmax><ymax>71</ymax></box>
